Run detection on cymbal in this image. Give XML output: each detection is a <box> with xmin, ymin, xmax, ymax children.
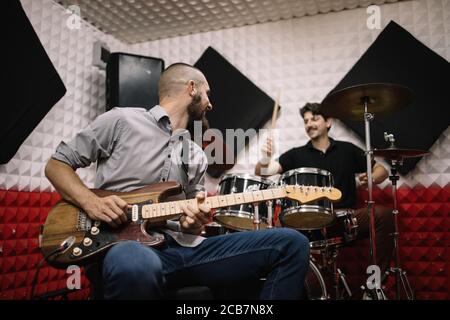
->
<box><xmin>322</xmin><ymin>83</ymin><xmax>413</xmax><ymax>120</ymax></box>
<box><xmin>373</xmin><ymin>148</ymin><xmax>430</xmax><ymax>160</ymax></box>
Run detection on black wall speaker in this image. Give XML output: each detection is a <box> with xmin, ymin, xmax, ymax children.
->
<box><xmin>1</xmin><ymin>0</ymin><xmax>66</xmax><ymax>164</ymax></box>
<box><xmin>106</xmin><ymin>52</ymin><xmax>164</xmax><ymax>110</ymax></box>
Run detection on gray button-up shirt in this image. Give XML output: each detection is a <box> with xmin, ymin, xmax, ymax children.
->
<box><xmin>52</xmin><ymin>105</ymin><xmax>208</xmax><ymax>246</ymax></box>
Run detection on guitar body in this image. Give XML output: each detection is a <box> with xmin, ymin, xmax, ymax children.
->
<box><xmin>40</xmin><ymin>181</ymin><xmax>342</xmax><ymax>269</ymax></box>
<box><xmin>40</xmin><ymin>182</ymin><xmax>182</xmax><ymax>268</ymax></box>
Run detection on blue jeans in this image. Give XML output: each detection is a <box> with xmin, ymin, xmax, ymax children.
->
<box><xmin>102</xmin><ymin>228</ymin><xmax>310</xmax><ymax>300</ymax></box>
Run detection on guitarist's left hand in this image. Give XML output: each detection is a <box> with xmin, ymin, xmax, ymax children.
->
<box><xmin>179</xmin><ymin>191</ymin><xmax>211</xmax><ymax>235</ymax></box>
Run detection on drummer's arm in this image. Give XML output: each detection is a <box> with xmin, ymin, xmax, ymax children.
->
<box><xmin>358</xmin><ymin>163</ymin><xmax>389</xmax><ymax>186</ymax></box>
<box><xmin>372</xmin><ymin>163</ymin><xmax>389</xmax><ymax>184</ymax></box>
<box><xmin>255</xmin><ymin>137</ymin><xmax>283</xmax><ymax>177</ymax></box>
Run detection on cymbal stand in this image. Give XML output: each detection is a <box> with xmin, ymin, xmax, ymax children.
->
<box><xmin>362</xmin><ymin>97</ymin><xmax>377</xmax><ymax>267</ymax></box>
<box><xmin>362</xmin><ymin>97</ymin><xmax>386</xmax><ymax>299</ymax></box>
<box><xmin>383</xmin><ymin>133</ymin><xmax>414</xmax><ymax>300</ymax></box>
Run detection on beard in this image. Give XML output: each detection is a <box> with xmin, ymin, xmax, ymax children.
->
<box><xmin>187</xmin><ymin>92</ymin><xmax>204</xmax><ymax>122</ymax></box>
<box><xmin>187</xmin><ymin>92</ymin><xmax>209</xmax><ymax>140</ymax></box>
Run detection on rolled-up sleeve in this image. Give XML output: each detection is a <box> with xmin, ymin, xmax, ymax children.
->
<box><xmin>52</xmin><ymin>109</ymin><xmax>123</xmax><ymax>170</ymax></box>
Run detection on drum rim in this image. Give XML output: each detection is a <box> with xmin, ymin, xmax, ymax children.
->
<box><xmin>280</xmin><ymin>206</ymin><xmax>336</xmax><ymax>230</ymax></box>
<box><xmin>334</xmin><ymin>209</ymin><xmax>355</xmax><ymax>218</ymax></box>
<box><xmin>219</xmin><ymin>173</ymin><xmax>274</xmax><ymax>185</ymax></box>
<box><xmin>310</xmin><ymin>237</ymin><xmax>344</xmax><ymax>249</ymax></box>
<box><xmin>279</xmin><ymin>167</ymin><xmax>332</xmax><ymax>181</ymax></box>
<box><xmin>213</xmin><ymin>210</ymin><xmax>268</xmax><ymax>231</ymax></box>
<box><xmin>306</xmin><ymin>259</ymin><xmax>328</xmax><ymax>300</ymax></box>
<box><xmin>281</xmin><ymin>205</ymin><xmax>333</xmax><ymax>216</ymax></box>
<box><xmin>214</xmin><ymin>209</ymin><xmax>261</xmax><ymax>220</ymax></box>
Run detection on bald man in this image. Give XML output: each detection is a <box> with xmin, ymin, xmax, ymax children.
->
<box><xmin>45</xmin><ymin>63</ymin><xmax>310</xmax><ymax>300</ymax></box>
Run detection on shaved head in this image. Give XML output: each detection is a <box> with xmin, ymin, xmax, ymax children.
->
<box><xmin>158</xmin><ymin>63</ymin><xmax>206</xmax><ymax>99</ymax></box>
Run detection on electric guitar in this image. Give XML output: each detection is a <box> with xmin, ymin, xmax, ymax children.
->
<box><xmin>40</xmin><ymin>181</ymin><xmax>342</xmax><ymax>268</ymax></box>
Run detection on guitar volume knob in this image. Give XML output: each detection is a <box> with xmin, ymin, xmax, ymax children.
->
<box><xmin>91</xmin><ymin>227</ymin><xmax>99</xmax><ymax>235</ymax></box>
<box><xmin>73</xmin><ymin>247</ymin><xmax>82</xmax><ymax>256</ymax></box>
<box><xmin>83</xmin><ymin>237</ymin><xmax>93</xmax><ymax>247</ymax></box>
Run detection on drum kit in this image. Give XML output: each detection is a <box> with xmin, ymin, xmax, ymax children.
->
<box><xmin>211</xmin><ymin>83</ymin><xmax>429</xmax><ymax>300</ymax></box>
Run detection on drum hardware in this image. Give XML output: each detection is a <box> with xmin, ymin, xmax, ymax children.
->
<box><xmin>252</xmin><ymin>203</ymin><xmax>261</xmax><ymax>230</ymax></box>
<box><xmin>337</xmin><ymin>268</ymin><xmax>352</xmax><ymax>299</ymax></box>
<box><xmin>360</xmin><ymin>284</ymin><xmax>388</xmax><ymax>300</ymax></box>
<box><xmin>309</xmin><ymin>236</ymin><xmax>352</xmax><ymax>300</ymax></box>
<box><xmin>372</xmin><ymin>132</ymin><xmax>428</xmax><ymax>300</ymax></box>
<box><xmin>335</xmin><ymin>209</ymin><xmax>359</xmax><ymax>243</ymax></box>
<box><xmin>322</xmin><ymin>83</ymin><xmax>413</xmax><ymax>300</ymax></box>
<box><xmin>266</xmin><ymin>200</ymin><xmax>273</xmax><ymax>228</ymax></box>
<box><xmin>306</xmin><ymin>209</ymin><xmax>360</xmax><ymax>300</ymax></box>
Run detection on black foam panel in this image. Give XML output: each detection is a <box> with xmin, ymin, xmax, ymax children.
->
<box><xmin>1</xmin><ymin>0</ymin><xmax>66</xmax><ymax>164</ymax></box>
<box><xmin>195</xmin><ymin>47</ymin><xmax>277</xmax><ymax>178</ymax></box>
<box><xmin>324</xmin><ymin>21</ymin><xmax>450</xmax><ymax>175</ymax></box>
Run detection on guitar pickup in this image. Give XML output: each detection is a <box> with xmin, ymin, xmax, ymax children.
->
<box><xmin>132</xmin><ymin>204</ymin><xmax>139</xmax><ymax>222</ymax></box>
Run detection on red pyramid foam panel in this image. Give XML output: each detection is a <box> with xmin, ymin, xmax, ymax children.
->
<box><xmin>0</xmin><ymin>185</ymin><xmax>449</xmax><ymax>299</ymax></box>
<box><xmin>338</xmin><ymin>185</ymin><xmax>449</xmax><ymax>300</ymax></box>
<box><xmin>0</xmin><ymin>190</ymin><xmax>90</xmax><ymax>300</ymax></box>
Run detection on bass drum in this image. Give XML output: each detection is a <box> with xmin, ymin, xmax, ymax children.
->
<box><xmin>304</xmin><ymin>259</ymin><xmax>328</xmax><ymax>300</ymax></box>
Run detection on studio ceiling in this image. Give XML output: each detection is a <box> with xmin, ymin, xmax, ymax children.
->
<box><xmin>56</xmin><ymin>0</ymin><xmax>403</xmax><ymax>44</ymax></box>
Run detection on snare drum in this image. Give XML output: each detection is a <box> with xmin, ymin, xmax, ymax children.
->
<box><xmin>279</xmin><ymin>167</ymin><xmax>335</xmax><ymax>230</ymax></box>
<box><xmin>214</xmin><ymin>174</ymin><xmax>274</xmax><ymax>231</ymax></box>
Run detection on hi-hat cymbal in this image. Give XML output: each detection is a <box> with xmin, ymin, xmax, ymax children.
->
<box><xmin>373</xmin><ymin>148</ymin><xmax>430</xmax><ymax>160</ymax></box>
<box><xmin>322</xmin><ymin>83</ymin><xmax>413</xmax><ymax>120</ymax></box>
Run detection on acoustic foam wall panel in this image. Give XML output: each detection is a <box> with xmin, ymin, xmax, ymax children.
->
<box><xmin>0</xmin><ymin>0</ymin><xmax>66</xmax><ymax>164</ymax></box>
<box><xmin>0</xmin><ymin>190</ymin><xmax>90</xmax><ymax>299</ymax></box>
<box><xmin>194</xmin><ymin>47</ymin><xmax>278</xmax><ymax>177</ymax></box>
<box><xmin>325</xmin><ymin>21</ymin><xmax>450</xmax><ymax>176</ymax></box>
<box><xmin>129</xmin><ymin>0</ymin><xmax>450</xmax><ymax>190</ymax></box>
<box><xmin>1</xmin><ymin>0</ymin><xmax>449</xmax><ymax>300</ymax></box>
<box><xmin>0</xmin><ymin>0</ymin><xmax>128</xmax><ymax>192</ymax></box>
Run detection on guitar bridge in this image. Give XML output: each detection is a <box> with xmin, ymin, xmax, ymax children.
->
<box><xmin>77</xmin><ymin>211</ymin><xmax>92</xmax><ymax>231</ymax></box>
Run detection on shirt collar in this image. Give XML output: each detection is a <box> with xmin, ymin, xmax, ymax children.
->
<box><xmin>306</xmin><ymin>137</ymin><xmax>336</xmax><ymax>152</ymax></box>
<box><xmin>149</xmin><ymin>105</ymin><xmax>169</xmax><ymax>123</ymax></box>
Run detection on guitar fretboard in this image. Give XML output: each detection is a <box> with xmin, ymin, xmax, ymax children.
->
<box><xmin>140</xmin><ymin>188</ymin><xmax>286</xmax><ymax>220</ymax></box>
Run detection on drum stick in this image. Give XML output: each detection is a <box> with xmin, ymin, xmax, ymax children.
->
<box><xmin>270</xmin><ymin>90</ymin><xmax>280</xmax><ymax>131</ymax></box>
<box><xmin>267</xmin><ymin>90</ymin><xmax>280</xmax><ymax>154</ymax></box>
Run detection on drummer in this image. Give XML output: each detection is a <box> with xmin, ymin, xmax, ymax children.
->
<box><xmin>255</xmin><ymin>102</ymin><xmax>394</xmax><ymax>278</ymax></box>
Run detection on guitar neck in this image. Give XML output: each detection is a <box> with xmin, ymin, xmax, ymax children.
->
<box><xmin>140</xmin><ymin>188</ymin><xmax>286</xmax><ymax>220</ymax></box>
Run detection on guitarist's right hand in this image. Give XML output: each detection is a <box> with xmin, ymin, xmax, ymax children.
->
<box><xmin>82</xmin><ymin>195</ymin><xmax>130</xmax><ymax>228</ymax></box>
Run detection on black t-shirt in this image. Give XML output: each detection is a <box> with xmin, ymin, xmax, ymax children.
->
<box><xmin>278</xmin><ymin>138</ymin><xmax>369</xmax><ymax>208</ymax></box>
